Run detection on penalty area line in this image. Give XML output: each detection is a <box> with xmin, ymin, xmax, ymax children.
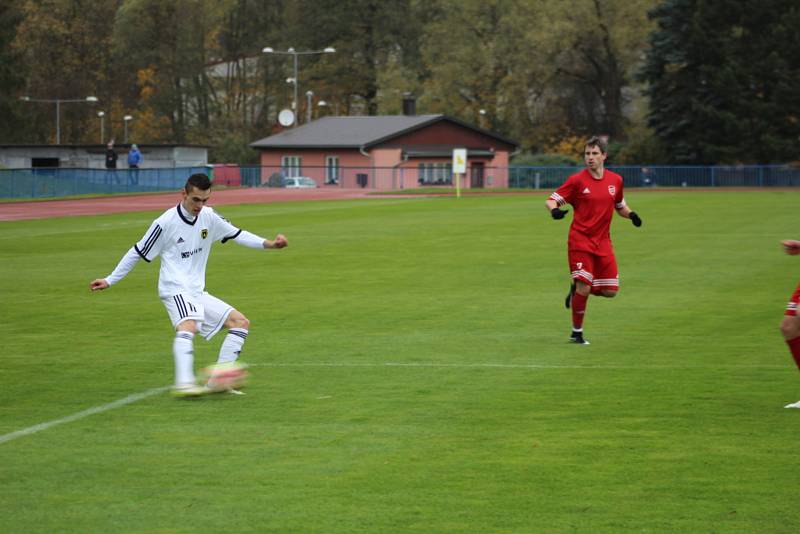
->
<box><xmin>0</xmin><ymin>385</ymin><xmax>170</xmax><ymax>445</ymax></box>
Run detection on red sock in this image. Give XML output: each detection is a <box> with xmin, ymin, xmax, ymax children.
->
<box><xmin>787</xmin><ymin>337</ymin><xmax>800</xmax><ymax>370</ymax></box>
<box><xmin>572</xmin><ymin>293</ymin><xmax>588</xmax><ymax>330</ymax></box>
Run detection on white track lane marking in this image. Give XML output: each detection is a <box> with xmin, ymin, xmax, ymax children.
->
<box><xmin>0</xmin><ymin>386</ymin><xmax>170</xmax><ymax>445</ymax></box>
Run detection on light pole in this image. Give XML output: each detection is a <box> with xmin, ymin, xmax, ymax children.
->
<box><xmin>262</xmin><ymin>46</ymin><xmax>335</xmax><ymax>127</ymax></box>
<box><xmin>123</xmin><ymin>115</ymin><xmax>133</xmax><ymax>144</ymax></box>
<box><xmin>285</xmin><ymin>77</ymin><xmax>296</xmax><ymax>113</ymax></box>
<box><xmin>317</xmin><ymin>100</ymin><xmax>328</xmax><ymax>118</ymax></box>
<box><xmin>19</xmin><ymin>95</ymin><xmax>98</xmax><ymax>144</ymax></box>
<box><xmin>97</xmin><ymin>111</ymin><xmax>105</xmax><ymax>143</ymax></box>
<box><xmin>306</xmin><ymin>90</ymin><xmax>314</xmax><ymax>123</ymax></box>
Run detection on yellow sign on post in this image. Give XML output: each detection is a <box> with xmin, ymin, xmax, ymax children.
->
<box><xmin>452</xmin><ymin>148</ymin><xmax>467</xmax><ymax>198</ymax></box>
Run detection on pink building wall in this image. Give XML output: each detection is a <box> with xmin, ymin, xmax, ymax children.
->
<box><xmin>259</xmin><ymin>149</ymin><xmax>370</xmax><ymax>187</ymax></box>
<box><xmin>255</xmin><ymin>119</ymin><xmax>516</xmax><ymax>189</ymax></box>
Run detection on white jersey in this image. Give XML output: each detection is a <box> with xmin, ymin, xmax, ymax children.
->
<box><xmin>134</xmin><ymin>204</ymin><xmax>240</xmax><ymax>298</ymax></box>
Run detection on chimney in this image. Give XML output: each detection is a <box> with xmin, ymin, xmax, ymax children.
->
<box><xmin>402</xmin><ymin>92</ymin><xmax>416</xmax><ymax>116</ymax></box>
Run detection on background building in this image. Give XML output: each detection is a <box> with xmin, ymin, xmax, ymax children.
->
<box><xmin>0</xmin><ymin>144</ymin><xmax>208</xmax><ymax>169</ymax></box>
<box><xmin>250</xmin><ymin>112</ymin><xmax>519</xmax><ymax>190</ymax></box>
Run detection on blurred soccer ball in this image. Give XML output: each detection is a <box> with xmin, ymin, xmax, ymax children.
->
<box><xmin>202</xmin><ymin>362</ymin><xmax>249</xmax><ymax>392</ymax></box>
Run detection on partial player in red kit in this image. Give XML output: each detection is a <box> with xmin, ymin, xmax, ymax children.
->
<box><xmin>779</xmin><ymin>239</ymin><xmax>800</xmax><ymax>408</ymax></box>
<box><xmin>545</xmin><ymin>136</ymin><xmax>642</xmax><ymax>345</ymax></box>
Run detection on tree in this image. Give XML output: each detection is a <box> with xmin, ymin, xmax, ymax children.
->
<box><xmin>112</xmin><ymin>0</ymin><xmax>229</xmax><ymax>143</ymax></box>
<box><xmin>420</xmin><ymin>0</ymin><xmax>506</xmax><ymax>118</ymax></box>
<box><xmin>3</xmin><ymin>0</ymin><xmax>700</xmax><ymax>164</ymax></box>
<box><xmin>12</xmin><ymin>0</ymin><xmax>118</xmax><ymax>144</ymax></box>
<box><xmin>417</xmin><ymin>0</ymin><xmax>655</xmax><ymax>153</ymax></box>
<box><xmin>641</xmin><ymin>0</ymin><xmax>800</xmax><ymax>164</ymax></box>
<box><xmin>214</xmin><ymin>0</ymin><xmax>287</xmax><ymax>130</ymax></box>
<box><xmin>281</xmin><ymin>0</ymin><xmax>422</xmax><ymax>116</ymax></box>
<box><xmin>529</xmin><ymin>0</ymin><xmax>656</xmax><ymax>142</ymax></box>
<box><xmin>0</xmin><ymin>1</ymin><xmax>28</xmax><ymax>144</ymax></box>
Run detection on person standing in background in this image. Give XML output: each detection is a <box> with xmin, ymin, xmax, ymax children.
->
<box><xmin>127</xmin><ymin>144</ymin><xmax>142</xmax><ymax>186</ymax></box>
<box><xmin>105</xmin><ymin>140</ymin><xmax>118</xmax><ymax>184</ymax></box>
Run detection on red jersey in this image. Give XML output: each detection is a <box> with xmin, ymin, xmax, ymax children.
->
<box><xmin>549</xmin><ymin>168</ymin><xmax>625</xmax><ymax>256</ymax></box>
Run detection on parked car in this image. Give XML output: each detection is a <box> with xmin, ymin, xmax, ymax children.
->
<box><xmin>283</xmin><ymin>176</ymin><xmax>319</xmax><ymax>189</ymax></box>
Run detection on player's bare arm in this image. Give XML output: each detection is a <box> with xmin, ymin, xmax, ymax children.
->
<box><xmin>782</xmin><ymin>240</ymin><xmax>800</xmax><ymax>255</ymax></box>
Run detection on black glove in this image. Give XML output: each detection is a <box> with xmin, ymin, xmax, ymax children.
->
<box><xmin>551</xmin><ymin>207</ymin><xmax>568</xmax><ymax>220</ymax></box>
<box><xmin>629</xmin><ymin>211</ymin><xmax>642</xmax><ymax>227</ymax></box>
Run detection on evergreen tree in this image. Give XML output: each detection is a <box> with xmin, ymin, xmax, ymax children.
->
<box><xmin>641</xmin><ymin>0</ymin><xmax>800</xmax><ymax>163</ymax></box>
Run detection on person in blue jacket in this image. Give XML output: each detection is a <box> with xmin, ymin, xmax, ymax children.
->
<box><xmin>127</xmin><ymin>144</ymin><xmax>142</xmax><ymax>185</ymax></box>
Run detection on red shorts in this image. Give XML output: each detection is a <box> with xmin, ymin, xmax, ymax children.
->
<box><xmin>568</xmin><ymin>250</ymin><xmax>619</xmax><ymax>292</ymax></box>
<box><xmin>786</xmin><ymin>283</ymin><xmax>800</xmax><ymax>316</ymax></box>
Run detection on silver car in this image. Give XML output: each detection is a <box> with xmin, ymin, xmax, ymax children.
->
<box><xmin>283</xmin><ymin>176</ymin><xmax>318</xmax><ymax>189</ymax></box>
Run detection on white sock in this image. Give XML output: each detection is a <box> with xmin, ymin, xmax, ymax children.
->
<box><xmin>217</xmin><ymin>328</ymin><xmax>248</xmax><ymax>364</ymax></box>
<box><xmin>173</xmin><ymin>331</ymin><xmax>196</xmax><ymax>385</ymax></box>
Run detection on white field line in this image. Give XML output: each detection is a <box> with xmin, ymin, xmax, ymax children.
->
<box><xmin>0</xmin><ymin>360</ymin><xmax>787</xmax><ymax>445</ymax></box>
<box><xmin>0</xmin><ymin>386</ymin><xmax>170</xmax><ymax>445</ymax></box>
<box><xmin>249</xmin><ymin>361</ymin><xmax>787</xmax><ymax>370</ymax></box>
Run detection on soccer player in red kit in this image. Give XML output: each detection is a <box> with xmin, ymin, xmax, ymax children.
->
<box><xmin>779</xmin><ymin>239</ymin><xmax>800</xmax><ymax>408</ymax></box>
<box><xmin>545</xmin><ymin>136</ymin><xmax>642</xmax><ymax>344</ymax></box>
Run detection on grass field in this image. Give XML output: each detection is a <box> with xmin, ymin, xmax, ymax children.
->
<box><xmin>1</xmin><ymin>191</ymin><xmax>799</xmax><ymax>532</ymax></box>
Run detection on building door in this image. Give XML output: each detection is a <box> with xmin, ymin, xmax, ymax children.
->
<box><xmin>470</xmin><ymin>162</ymin><xmax>485</xmax><ymax>188</ymax></box>
<box><xmin>32</xmin><ymin>157</ymin><xmax>60</xmax><ymax>168</ymax></box>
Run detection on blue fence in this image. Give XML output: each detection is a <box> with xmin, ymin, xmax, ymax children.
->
<box><xmin>0</xmin><ymin>167</ymin><xmax>209</xmax><ymax>199</ymax></box>
<box><xmin>3</xmin><ymin>164</ymin><xmax>800</xmax><ymax>199</ymax></box>
<box><xmin>508</xmin><ymin>165</ymin><xmax>800</xmax><ymax>189</ymax></box>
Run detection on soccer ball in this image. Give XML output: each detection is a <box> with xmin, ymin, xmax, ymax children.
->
<box><xmin>201</xmin><ymin>361</ymin><xmax>249</xmax><ymax>392</ymax></box>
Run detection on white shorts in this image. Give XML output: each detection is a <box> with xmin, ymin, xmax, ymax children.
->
<box><xmin>161</xmin><ymin>292</ymin><xmax>234</xmax><ymax>340</ymax></box>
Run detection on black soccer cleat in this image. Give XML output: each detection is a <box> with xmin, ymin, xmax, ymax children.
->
<box><xmin>569</xmin><ymin>330</ymin><xmax>590</xmax><ymax>345</ymax></box>
<box><xmin>565</xmin><ymin>282</ymin><xmax>576</xmax><ymax>309</ymax></box>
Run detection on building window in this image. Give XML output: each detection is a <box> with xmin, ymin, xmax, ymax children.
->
<box><xmin>325</xmin><ymin>156</ymin><xmax>339</xmax><ymax>184</ymax></box>
<box><xmin>418</xmin><ymin>163</ymin><xmax>452</xmax><ymax>185</ymax></box>
<box><xmin>282</xmin><ymin>155</ymin><xmax>301</xmax><ymax>177</ymax></box>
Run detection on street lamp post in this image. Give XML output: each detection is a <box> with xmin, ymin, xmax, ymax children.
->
<box><xmin>262</xmin><ymin>46</ymin><xmax>335</xmax><ymax>127</ymax></box>
<box><xmin>123</xmin><ymin>115</ymin><xmax>133</xmax><ymax>144</ymax></box>
<box><xmin>306</xmin><ymin>90</ymin><xmax>314</xmax><ymax>123</ymax></box>
<box><xmin>19</xmin><ymin>95</ymin><xmax>99</xmax><ymax>144</ymax></box>
<box><xmin>98</xmin><ymin>111</ymin><xmax>105</xmax><ymax>144</ymax></box>
<box><xmin>286</xmin><ymin>77</ymin><xmax>297</xmax><ymax>113</ymax></box>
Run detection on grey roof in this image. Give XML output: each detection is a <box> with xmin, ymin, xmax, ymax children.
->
<box><xmin>249</xmin><ymin>114</ymin><xmax>518</xmax><ymax>150</ymax></box>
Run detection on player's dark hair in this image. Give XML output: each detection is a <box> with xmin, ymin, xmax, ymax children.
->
<box><xmin>585</xmin><ymin>135</ymin><xmax>608</xmax><ymax>154</ymax></box>
<box><xmin>185</xmin><ymin>173</ymin><xmax>211</xmax><ymax>192</ymax></box>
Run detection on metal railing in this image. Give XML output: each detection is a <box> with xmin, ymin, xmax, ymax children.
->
<box><xmin>508</xmin><ymin>165</ymin><xmax>800</xmax><ymax>189</ymax></box>
<box><xmin>0</xmin><ymin>167</ymin><xmax>209</xmax><ymax>199</ymax></box>
<box><xmin>3</xmin><ymin>164</ymin><xmax>800</xmax><ymax>199</ymax></box>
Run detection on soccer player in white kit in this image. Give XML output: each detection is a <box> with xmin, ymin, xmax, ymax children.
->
<box><xmin>90</xmin><ymin>173</ymin><xmax>288</xmax><ymax>396</ymax></box>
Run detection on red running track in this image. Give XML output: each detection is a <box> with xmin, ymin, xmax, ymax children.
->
<box><xmin>0</xmin><ymin>188</ymin><xmax>377</xmax><ymax>222</ymax></box>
